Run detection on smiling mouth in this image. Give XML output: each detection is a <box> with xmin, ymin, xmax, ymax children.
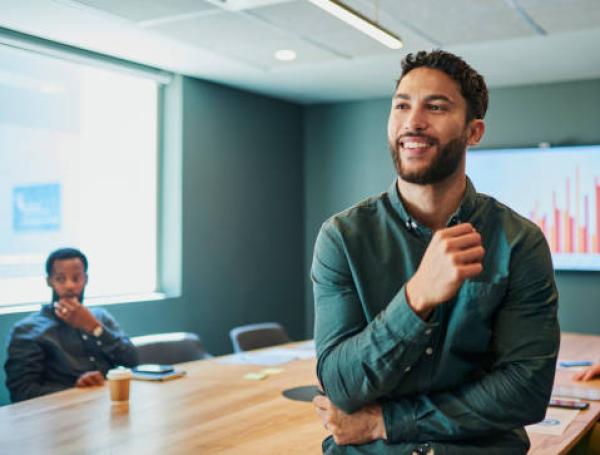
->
<box><xmin>402</xmin><ymin>141</ymin><xmax>430</xmax><ymax>149</ymax></box>
<box><xmin>399</xmin><ymin>139</ymin><xmax>436</xmax><ymax>154</ymax></box>
<box><xmin>399</xmin><ymin>134</ymin><xmax>436</xmax><ymax>151</ymax></box>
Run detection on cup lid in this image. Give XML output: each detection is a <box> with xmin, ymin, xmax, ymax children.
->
<box><xmin>107</xmin><ymin>367</ymin><xmax>132</xmax><ymax>380</ymax></box>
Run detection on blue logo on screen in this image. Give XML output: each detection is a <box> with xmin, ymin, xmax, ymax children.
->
<box><xmin>13</xmin><ymin>183</ymin><xmax>61</xmax><ymax>232</ymax></box>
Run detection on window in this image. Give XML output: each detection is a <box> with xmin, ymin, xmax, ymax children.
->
<box><xmin>0</xmin><ymin>40</ymin><xmax>164</xmax><ymax>307</ymax></box>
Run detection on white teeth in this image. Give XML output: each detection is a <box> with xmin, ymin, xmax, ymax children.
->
<box><xmin>404</xmin><ymin>142</ymin><xmax>429</xmax><ymax>149</ymax></box>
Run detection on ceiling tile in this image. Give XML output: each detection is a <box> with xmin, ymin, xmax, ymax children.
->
<box><xmin>518</xmin><ymin>0</ymin><xmax>600</xmax><ymax>34</ymax></box>
<box><xmin>74</xmin><ymin>0</ymin><xmax>217</xmax><ymax>23</ymax></box>
<box><xmin>152</xmin><ymin>10</ymin><xmax>339</xmax><ymax>68</ymax></box>
<box><xmin>375</xmin><ymin>0</ymin><xmax>536</xmax><ymax>45</ymax></box>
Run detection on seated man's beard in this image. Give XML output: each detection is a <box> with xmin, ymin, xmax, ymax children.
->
<box><xmin>390</xmin><ymin>134</ymin><xmax>467</xmax><ymax>185</ymax></box>
<box><xmin>52</xmin><ymin>290</ymin><xmax>85</xmax><ymax>304</ymax></box>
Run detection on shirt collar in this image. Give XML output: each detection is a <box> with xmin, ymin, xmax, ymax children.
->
<box><xmin>387</xmin><ymin>176</ymin><xmax>478</xmax><ymax>233</ymax></box>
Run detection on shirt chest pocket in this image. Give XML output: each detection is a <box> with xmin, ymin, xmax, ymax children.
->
<box><xmin>448</xmin><ymin>281</ymin><xmax>508</xmax><ymax>352</ymax></box>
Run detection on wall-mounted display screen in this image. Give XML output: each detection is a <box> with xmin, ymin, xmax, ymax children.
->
<box><xmin>467</xmin><ymin>145</ymin><xmax>600</xmax><ymax>271</ymax></box>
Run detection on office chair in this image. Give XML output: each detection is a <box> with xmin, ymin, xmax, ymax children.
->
<box><xmin>229</xmin><ymin>322</ymin><xmax>291</xmax><ymax>353</ymax></box>
<box><xmin>131</xmin><ymin>332</ymin><xmax>211</xmax><ymax>364</ymax></box>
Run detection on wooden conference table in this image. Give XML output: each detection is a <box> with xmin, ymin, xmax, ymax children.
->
<box><xmin>1</xmin><ymin>334</ymin><xmax>599</xmax><ymax>454</ymax></box>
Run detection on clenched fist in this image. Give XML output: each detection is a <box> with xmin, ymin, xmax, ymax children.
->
<box><xmin>407</xmin><ymin>223</ymin><xmax>484</xmax><ymax>319</ymax></box>
<box><xmin>55</xmin><ymin>297</ymin><xmax>101</xmax><ymax>334</ymax></box>
<box><xmin>313</xmin><ymin>394</ymin><xmax>386</xmax><ymax>445</ymax></box>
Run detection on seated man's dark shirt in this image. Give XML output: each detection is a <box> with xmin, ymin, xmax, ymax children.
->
<box><xmin>5</xmin><ymin>304</ymin><xmax>138</xmax><ymax>402</ymax></box>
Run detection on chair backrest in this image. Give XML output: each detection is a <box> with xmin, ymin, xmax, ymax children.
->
<box><xmin>131</xmin><ymin>332</ymin><xmax>211</xmax><ymax>364</ymax></box>
<box><xmin>229</xmin><ymin>322</ymin><xmax>291</xmax><ymax>353</ymax></box>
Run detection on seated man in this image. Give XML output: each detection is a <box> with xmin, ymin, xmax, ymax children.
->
<box><xmin>311</xmin><ymin>50</ymin><xmax>560</xmax><ymax>454</ymax></box>
<box><xmin>5</xmin><ymin>247</ymin><xmax>138</xmax><ymax>402</ymax></box>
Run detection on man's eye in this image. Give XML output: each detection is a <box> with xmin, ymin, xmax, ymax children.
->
<box><xmin>395</xmin><ymin>103</ymin><xmax>410</xmax><ymax>110</ymax></box>
<box><xmin>429</xmin><ymin>104</ymin><xmax>447</xmax><ymax>112</ymax></box>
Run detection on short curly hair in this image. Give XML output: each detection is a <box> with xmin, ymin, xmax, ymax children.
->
<box><xmin>46</xmin><ymin>248</ymin><xmax>88</xmax><ymax>276</ymax></box>
<box><xmin>397</xmin><ymin>50</ymin><xmax>488</xmax><ymax>121</ymax></box>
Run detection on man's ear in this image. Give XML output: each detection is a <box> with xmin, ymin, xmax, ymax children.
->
<box><xmin>84</xmin><ymin>273</ymin><xmax>89</xmax><ymax>286</ymax></box>
<box><xmin>46</xmin><ymin>276</ymin><xmax>52</xmax><ymax>288</ymax></box>
<box><xmin>466</xmin><ymin>119</ymin><xmax>485</xmax><ymax>146</ymax></box>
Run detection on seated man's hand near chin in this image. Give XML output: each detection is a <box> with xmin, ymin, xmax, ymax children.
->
<box><xmin>75</xmin><ymin>370</ymin><xmax>105</xmax><ymax>388</ymax></box>
<box><xmin>54</xmin><ymin>296</ymin><xmax>101</xmax><ymax>334</ymax></box>
<box><xmin>313</xmin><ymin>394</ymin><xmax>387</xmax><ymax>446</ymax></box>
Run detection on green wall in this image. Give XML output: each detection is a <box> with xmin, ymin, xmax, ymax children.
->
<box><xmin>303</xmin><ymin>78</ymin><xmax>600</xmax><ymax>336</ymax></box>
<box><xmin>0</xmin><ymin>76</ymin><xmax>305</xmax><ymax>406</ymax></box>
<box><xmin>179</xmin><ymin>77</ymin><xmax>305</xmax><ymax>353</ymax></box>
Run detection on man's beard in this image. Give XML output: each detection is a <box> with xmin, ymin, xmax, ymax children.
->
<box><xmin>389</xmin><ymin>133</ymin><xmax>467</xmax><ymax>185</ymax></box>
<box><xmin>51</xmin><ymin>290</ymin><xmax>85</xmax><ymax>304</ymax></box>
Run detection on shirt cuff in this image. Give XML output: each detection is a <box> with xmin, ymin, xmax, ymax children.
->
<box><xmin>95</xmin><ymin>325</ymin><xmax>120</xmax><ymax>346</ymax></box>
<box><xmin>382</xmin><ymin>398</ymin><xmax>418</xmax><ymax>443</ymax></box>
<box><xmin>385</xmin><ymin>284</ymin><xmax>439</xmax><ymax>343</ymax></box>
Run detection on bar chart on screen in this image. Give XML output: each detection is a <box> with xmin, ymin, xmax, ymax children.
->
<box><xmin>467</xmin><ymin>145</ymin><xmax>600</xmax><ymax>271</ymax></box>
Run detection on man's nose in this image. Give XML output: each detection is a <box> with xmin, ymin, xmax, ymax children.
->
<box><xmin>403</xmin><ymin>107</ymin><xmax>428</xmax><ymax>132</ymax></box>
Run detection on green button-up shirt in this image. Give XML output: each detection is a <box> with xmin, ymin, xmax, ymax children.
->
<box><xmin>312</xmin><ymin>178</ymin><xmax>560</xmax><ymax>454</ymax></box>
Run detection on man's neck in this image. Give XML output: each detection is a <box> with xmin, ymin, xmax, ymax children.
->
<box><xmin>396</xmin><ymin>172</ymin><xmax>467</xmax><ymax>231</ymax></box>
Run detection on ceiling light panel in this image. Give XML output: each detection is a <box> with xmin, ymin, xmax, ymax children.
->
<box><xmin>252</xmin><ymin>1</ymin><xmax>408</xmax><ymax>57</ymax></box>
<box><xmin>74</xmin><ymin>0</ymin><xmax>217</xmax><ymax>23</ymax></box>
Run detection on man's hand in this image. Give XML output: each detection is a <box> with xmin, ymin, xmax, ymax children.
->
<box><xmin>55</xmin><ymin>297</ymin><xmax>101</xmax><ymax>333</ymax></box>
<box><xmin>573</xmin><ymin>363</ymin><xmax>600</xmax><ymax>381</ymax></box>
<box><xmin>313</xmin><ymin>394</ymin><xmax>386</xmax><ymax>445</ymax></box>
<box><xmin>75</xmin><ymin>370</ymin><xmax>105</xmax><ymax>387</ymax></box>
<box><xmin>406</xmin><ymin>222</ymin><xmax>484</xmax><ymax>319</ymax></box>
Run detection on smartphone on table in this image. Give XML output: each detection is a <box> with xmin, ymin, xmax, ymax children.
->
<box><xmin>133</xmin><ymin>364</ymin><xmax>174</xmax><ymax>374</ymax></box>
<box><xmin>548</xmin><ymin>398</ymin><xmax>590</xmax><ymax>410</ymax></box>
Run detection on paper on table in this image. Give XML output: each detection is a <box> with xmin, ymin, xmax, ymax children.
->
<box><xmin>552</xmin><ymin>385</ymin><xmax>600</xmax><ymax>401</ymax></box>
<box><xmin>218</xmin><ymin>346</ymin><xmax>316</xmax><ymax>366</ymax></box>
<box><xmin>293</xmin><ymin>340</ymin><xmax>316</xmax><ymax>351</ymax></box>
<box><xmin>526</xmin><ymin>407</ymin><xmax>579</xmax><ymax>436</ymax></box>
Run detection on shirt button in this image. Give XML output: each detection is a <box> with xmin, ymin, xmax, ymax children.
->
<box><xmin>411</xmin><ymin>221</ymin><xmax>418</xmax><ymax>229</ymax></box>
<box><xmin>96</xmin><ymin>340</ymin><xmax>102</xmax><ymax>346</ymax></box>
<box><xmin>404</xmin><ymin>366</ymin><xmax>411</xmax><ymax>372</ymax></box>
<box><xmin>425</xmin><ymin>328</ymin><xmax>432</xmax><ymax>335</ymax></box>
<box><xmin>89</xmin><ymin>356</ymin><xmax>96</xmax><ymax>362</ymax></box>
<box><xmin>81</xmin><ymin>334</ymin><xmax>88</xmax><ymax>340</ymax></box>
<box><xmin>425</xmin><ymin>347</ymin><xmax>433</xmax><ymax>355</ymax></box>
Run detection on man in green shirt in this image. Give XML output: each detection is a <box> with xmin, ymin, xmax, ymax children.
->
<box><xmin>311</xmin><ymin>50</ymin><xmax>559</xmax><ymax>454</ymax></box>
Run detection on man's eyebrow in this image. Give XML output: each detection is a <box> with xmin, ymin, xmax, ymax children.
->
<box><xmin>425</xmin><ymin>95</ymin><xmax>453</xmax><ymax>103</ymax></box>
<box><xmin>393</xmin><ymin>94</ymin><xmax>454</xmax><ymax>103</ymax></box>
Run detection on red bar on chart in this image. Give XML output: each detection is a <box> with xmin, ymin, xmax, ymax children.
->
<box><xmin>540</xmin><ymin>216</ymin><xmax>547</xmax><ymax>239</ymax></box>
<box><xmin>553</xmin><ymin>192</ymin><xmax>560</xmax><ymax>253</ymax></box>
<box><xmin>596</xmin><ymin>179</ymin><xmax>600</xmax><ymax>253</ymax></box>
<box><xmin>564</xmin><ymin>179</ymin><xmax>572</xmax><ymax>253</ymax></box>
<box><xmin>577</xmin><ymin>230</ymin><xmax>588</xmax><ymax>253</ymax></box>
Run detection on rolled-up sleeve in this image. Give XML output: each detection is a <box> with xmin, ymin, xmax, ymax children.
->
<box><xmin>313</xmin><ymin>223</ymin><xmax>437</xmax><ymax>413</ymax></box>
<box><xmin>92</xmin><ymin>309</ymin><xmax>139</xmax><ymax>368</ymax></box>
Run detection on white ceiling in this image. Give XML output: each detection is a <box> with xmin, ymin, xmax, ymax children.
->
<box><xmin>1</xmin><ymin>0</ymin><xmax>600</xmax><ymax>104</ymax></box>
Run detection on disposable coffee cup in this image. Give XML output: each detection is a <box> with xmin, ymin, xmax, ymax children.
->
<box><xmin>107</xmin><ymin>367</ymin><xmax>132</xmax><ymax>403</ymax></box>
